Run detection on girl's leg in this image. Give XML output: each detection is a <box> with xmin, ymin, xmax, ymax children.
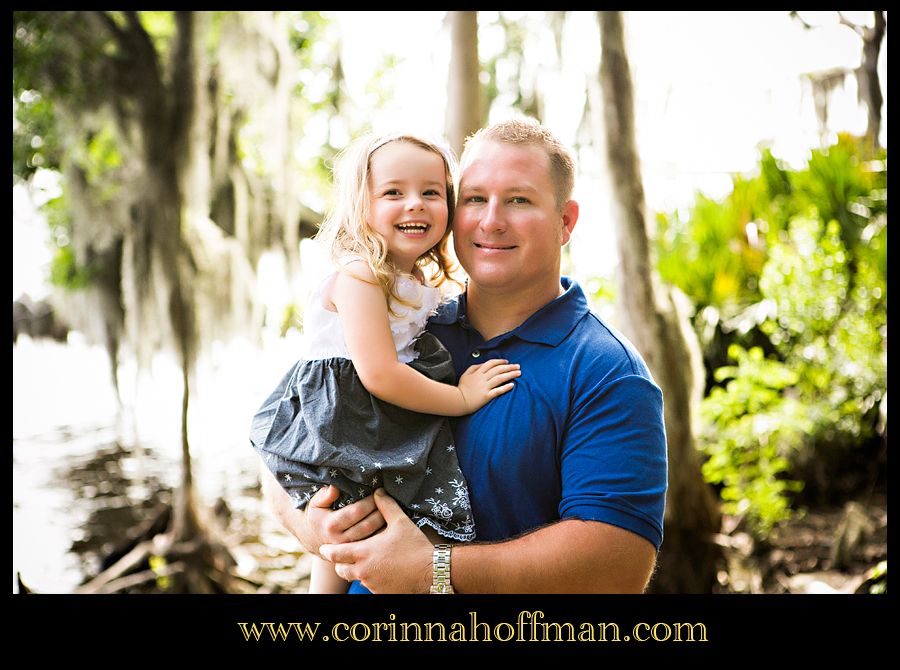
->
<box><xmin>308</xmin><ymin>555</ymin><xmax>350</xmax><ymax>594</ymax></box>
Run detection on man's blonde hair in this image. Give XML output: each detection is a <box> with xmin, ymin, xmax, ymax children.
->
<box><xmin>460</xmin><ymin>118</ymin><xmax>575</xmax><ymax>213</ymax></box>
<box><xmin>315</xmin><ymin>133</ymin><xmax>460</xmax><ymax>308</ymax></box>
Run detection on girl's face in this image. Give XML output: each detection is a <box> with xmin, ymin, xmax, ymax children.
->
<box><xmin>367</xmin><ymin>141</ymin><xmax>449</xmax><ymax>274</ymax></box>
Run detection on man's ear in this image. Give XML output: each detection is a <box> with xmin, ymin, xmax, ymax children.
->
<box><xmin>560</xmin><ymin>200</ymin><xmax>579</xmax><ymax>245</ymax></box>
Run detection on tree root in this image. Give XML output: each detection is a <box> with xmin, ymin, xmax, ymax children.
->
<box><xmin>73</xmin><ymin>498</ymin><xmax>259</xmax><ymax>594</ymax></box>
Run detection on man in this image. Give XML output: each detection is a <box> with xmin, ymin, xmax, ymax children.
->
<box><xmin>261</xmin><ymin>119</ymin><xmax>668</xmax><ymax>593</ymax></box>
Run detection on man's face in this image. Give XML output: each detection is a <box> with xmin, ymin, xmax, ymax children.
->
<box><xmin>454</xmin><ymin>140</ymin><xmax>576</xmax><ymax>294</ymax></box>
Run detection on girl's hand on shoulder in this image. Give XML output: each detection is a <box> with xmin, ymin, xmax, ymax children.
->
<box><xmin>457</xmin><ymin>358</ymin><xmax>521</xmax><ymax>413</ymax></box>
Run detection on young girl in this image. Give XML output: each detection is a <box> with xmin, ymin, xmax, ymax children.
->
<box><xmin>249</xmin><ymin>132</ymin><xmax>521</xmax><ymax>593</ymax></box>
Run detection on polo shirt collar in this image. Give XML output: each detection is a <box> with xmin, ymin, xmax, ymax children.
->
<box><xmin>432</xmin><ymin>276</ymin><xmax>590</xmax><ymax>347</ymax></box>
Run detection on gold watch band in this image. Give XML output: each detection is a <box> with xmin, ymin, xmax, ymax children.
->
<box><xmin>430</xmin><ymin>544</ymin><xmax>454</xmax><ymax>594</ymax></box>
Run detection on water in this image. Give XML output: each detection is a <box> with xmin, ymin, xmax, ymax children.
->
<box><xmin>12</xmin><ymin>331</ymin><xmax>306</xmax><ymax>593</ymax></box>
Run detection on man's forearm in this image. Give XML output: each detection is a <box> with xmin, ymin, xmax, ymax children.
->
<box><xmin>451</xmin><ymin>519</ymin><xmax>656</xmax><ymax>594</ymax></box>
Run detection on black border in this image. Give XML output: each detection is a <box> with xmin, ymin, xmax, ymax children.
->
<box><xmin>13</xmin><ymin>593</ymin><xmax>892</xmax><ymax>660</ymax></box>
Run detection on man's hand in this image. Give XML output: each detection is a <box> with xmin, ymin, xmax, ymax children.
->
<box><xmin>319</xmin><ymin>489</ymin><xmax>434</xmax><ymax>593</ymax></box>
<box><xmin>259</xmin><ymin>465</ymin><xmax>385</xmax><ymax>557</ymax></box>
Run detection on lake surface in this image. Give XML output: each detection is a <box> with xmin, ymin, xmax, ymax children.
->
<box><xmin>12</xmin><ymin>332</ymin><xmax>304</xmax><ymax>593</ymax></box>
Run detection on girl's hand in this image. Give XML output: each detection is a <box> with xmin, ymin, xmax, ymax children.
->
<box><xmin>457</xmin><ymin>358</ymin><xmax>521</xmax><ymax>413</ymax></box>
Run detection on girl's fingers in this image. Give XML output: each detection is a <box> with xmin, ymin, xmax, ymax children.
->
<box><xmin>488</xmin><ymin>382</ymin><xmax>516</xmax><ymax>397</ymax></box>
<box><xmin>487</xmin><ymin>370</ymin><xmax>522</xmax><ymax>387</ymax></box>
<box><xmin>476</xmin><ymin>358</ymin><xmax>510</xmax><ymax>372</ymax></box>
<box><xmin>484</xmin><ymin>363</ymin><xmax>520</xmax><ymax>377</ymax></box>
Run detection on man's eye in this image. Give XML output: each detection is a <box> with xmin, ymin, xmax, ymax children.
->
<box><xmin>510</xmin><ymin>196</ymin><xmax>529</xmax><ymax>204</ymax></box>
<box><xmin>464</xmin><ymin>195</ymin><xmax>486</xmax><ymax>203</ymax></box>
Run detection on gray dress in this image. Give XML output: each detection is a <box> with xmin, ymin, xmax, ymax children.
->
<box><xmin>249</xmin><ymin>272</ymin><xmax>475</xmax><ymax>542</ymax></box>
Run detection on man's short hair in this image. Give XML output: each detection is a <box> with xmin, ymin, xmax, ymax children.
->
<box><xmin>461</xmin><ymin>118</ymin><xmax>576</xmax><ymax>212</ymax></box>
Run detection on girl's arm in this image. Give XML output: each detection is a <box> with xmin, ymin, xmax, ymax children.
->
<box><xmin>330</xmin><ymin>265</ymin><xmax>520</xmax><ymax>416</ymax></box>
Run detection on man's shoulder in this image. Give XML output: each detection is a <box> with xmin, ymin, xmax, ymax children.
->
<box><xmin>430</xmin><ymin>296</ymin><xmax>460</xmax><ymax>325</ymax></box>
<box><xmin>567</xmin><ymin>310</ymin><xmax>654</xmax><ymax>382</ymax></box>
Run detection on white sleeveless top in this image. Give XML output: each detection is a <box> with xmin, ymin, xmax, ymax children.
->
<box><xmin>301</xmin><ymin>270</ymin><xmax>442</xmax><ymax>365</ymax></box>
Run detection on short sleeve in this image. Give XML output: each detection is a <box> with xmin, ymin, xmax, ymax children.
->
<box><xmin>558</xmin><ymin>374</ymin><xmax>668</xmax><ymax>550</ymax></box>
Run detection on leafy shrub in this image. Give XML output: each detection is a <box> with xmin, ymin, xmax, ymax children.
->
<box><xmin>659</xmin><ymin>135</ymin><xmax>887</xmax><ymax>537</ymax></box>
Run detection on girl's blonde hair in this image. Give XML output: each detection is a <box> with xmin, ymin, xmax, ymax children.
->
<box><xmin>315</xmin><ymin>133</ymin><xmax>461</xmax><ymax>309</ymax></box>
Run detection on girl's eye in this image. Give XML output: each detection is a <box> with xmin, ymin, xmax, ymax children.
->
<box><xmin>383</xmin><ymin>189</ymin><xmax>401</xmax><ymax>196</ymax></box>
<box><xmin>424</xmin><ymin>189</ymin><xmax>443</xmax><ymax>197</ymax></box>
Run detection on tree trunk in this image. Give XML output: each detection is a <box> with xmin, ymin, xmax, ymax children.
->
<box><xmin>270</xmin><ymin>12</ymin><xmax>304</xmax><ymax>304</ymax></box>
<box><xmin>595</xmin><ymin>11</ymin><xmax>722</xmax><ymax>593</ymax></box>
<box><xmin>111</xmin><ymin>10</ymin><xmax>199</xmax><ymax>544</ymax></box>
<box><xmin>164</xmin><ymin>11</ymin><xmax>201</xmax><ymax>543</ymax></box>
<box><xmin>446</xmin><ymin>11</ymin><xmax>481</xmax><ymax>158</ymax></box>
<box><xmin>858</xmin><ymin>11</ymin><xmax>885</xmax><ymax>151</ymax></box>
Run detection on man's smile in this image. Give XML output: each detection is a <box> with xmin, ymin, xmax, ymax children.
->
<box><xmin>474</xmin><ymin>242</ymin><xmax>517</xmax><ymax>251</ymax></box>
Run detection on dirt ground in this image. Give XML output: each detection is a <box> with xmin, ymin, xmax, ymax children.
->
<box><xmin>713</xmin><ymin>488</ymin><xmax>887</xmax><ymax>594</ymax></box>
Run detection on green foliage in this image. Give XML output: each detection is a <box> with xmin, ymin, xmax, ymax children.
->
<box><xmin>758</xmin><ymin>216</ymin><xmax>886</xmax><ymax>445</ymax></box>
<box><xmin>148</xmin><ymin>554</ymin><xmax>172</xmax><ymax>591</ymax></box>
<box><xmin>586</xmin><ymin>274</ymin><xmax>616</xmax><ymax>307</ymax></box>
<box><xmin>13</xmin><ymin>91</ymin><xmax>62</xmax><ymax>180</ymax></box>
<box><xmin>655</xmin><ymin>185</ymin><xmax>767</xmax><ymax>308</ymax></box>
<box><xmin>13</xmin><ymin>12</ymin><xmax>113</xmax><ymax>108</ymax></box>
<box><xmin>656</xmin><ymin>135</ymin><xmax>886</xmax><ymax>315</ymax></box>
<box><xmin>13</xmin><ymin>13</ymin><xmax>68</xmax><ymax>181</ymax></box>
<box><xmin>791</xmin><ymin>138</ymin><xmax>879</xmax><ymax>253</ymax></box>
<box><xmin>50</xmin><ymin>245</ymin><xmax>97</xmax><ymax>290</ymax></box>
<box><xmin>666</xmin><ymin>136</ymin><xmax>887</xmax><ymax>538</ymax></box>
<box><xmin>136</xmin><ymin>11</ymin><xmax>176</xmax><ymax>60</ymax></box>
<box><xmin>699</xmin><ymin>345</ymin><xmax>808</xmax><ymax>534</ymax></box>
<box><xmin>280</xmin><ymin>302</ymin><xmax>303</xmax><ymax>338</ymax></box>
<box><xmin>69</xmin><ymin>124</ymin><xmax>124</xmax><ymax>204</ymax></box>
<box><xmin>868</xmin><ymin>560</ymin><xmax>887</xmax><ymax>594</ymax></box>
<box><xmin>13</xmin><ymin>13</ymin><xmax>62</xmax><ymax>94</ymax></box>
<box><xmin>44</xmin><ymin>191</ymin><xmax>102</xmax><ymax>290</ymax></box>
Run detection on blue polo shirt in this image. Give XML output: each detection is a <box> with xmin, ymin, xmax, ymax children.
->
<box><xmin>430</xmin><ymin>276</ymin><xmax>667</xmax><ymax>547</ymax></box>
<box><xmin>346</xmin><ymin>277</ymin><xmax>667</xmax><ymax>593</ymax></box>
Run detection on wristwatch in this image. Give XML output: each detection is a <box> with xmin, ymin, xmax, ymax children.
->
<box><xmin>430</xmin><ymin>544</ymin><xmax>454</xmax><ymax>594</ymax></box>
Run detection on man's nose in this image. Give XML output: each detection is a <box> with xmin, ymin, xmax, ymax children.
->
<box><xmin>478</xmin><ymin>198</ymin><xmax>505</xmax><ymax>233</ymax></box>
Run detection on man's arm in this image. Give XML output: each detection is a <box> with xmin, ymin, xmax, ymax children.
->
<box><xmin>319</xmin><ymin>489</ymin><xmax>656</xmax><ymax>593</ymax></box>
<box><xmin>259</xmin><ymin>464</ymin><xmax>386</xmax><ymax>557</ymax></box>
<box><xmin>453</xmin><ymin>518</ymin><xmax>655</xmax><ymax>593</ymax></box>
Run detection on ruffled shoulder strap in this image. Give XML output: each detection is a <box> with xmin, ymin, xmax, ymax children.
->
<box><xmin>389</xmin><ymin>276</ymin><xmax>441</xmax><ymax>332</ymax></box>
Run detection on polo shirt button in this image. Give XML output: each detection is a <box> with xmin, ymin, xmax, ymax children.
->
<box><xmin>471</xmin><ymin>350</ymin><xmax>481</xmax><ymax>358</ymax></box>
